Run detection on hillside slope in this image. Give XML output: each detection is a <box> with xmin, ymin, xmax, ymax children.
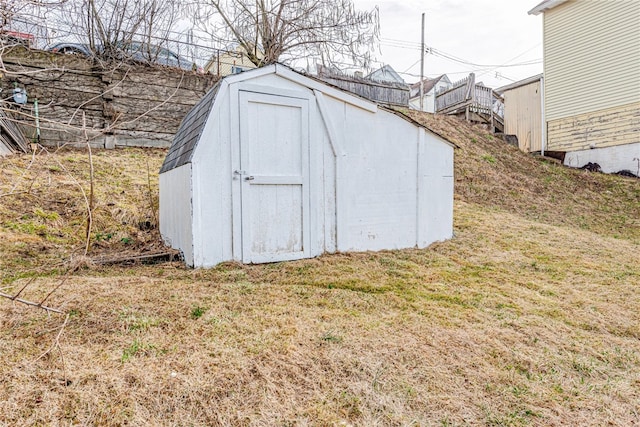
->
<box><xmin>1</xmin><ymin>114</ymin><xmax>639</xmax><ymax>426</ymax></box>
<box><xmin>1</xmin><ymin>112</ymin><xmax>637</xmax><ymax>275</ymax></box>
<box><xmin>405</xmin><ymin>111</ymin><xmax>640</xmax><ymax>243</ymax></box>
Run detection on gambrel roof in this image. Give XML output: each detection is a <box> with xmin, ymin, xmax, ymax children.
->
<box><xmin>160</xmin><ymin>63</ymin><xmax>455</xmax><ymax>174</ymax></box>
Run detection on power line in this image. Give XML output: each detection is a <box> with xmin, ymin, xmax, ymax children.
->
<box><xmin>380</xmin><ymin>35</ymin><xmax>542</xmax><ymax>75</ymax></box>
<box><xmin>429</xmin><ymin>48</ymin><xmax>541</xmax><ymax>68</ymax></box>
<box><xmin>475</xmin><ymin>42</ymin><xmax>542</xmax><ymax>80</ymax></box>
<box><xmin>380</xmin><ymin>41</ymin><xmax>421</xmax><ymax>51</ymax></box>
<box><xmin>381</xmin><ymin>37</ymin><xmax>421</xmax><ymax>47</ymax></box>
<box><xmin>402</xmin><ymin>58</ymin><xmax>421</xmax><ymax>73</ymax></box>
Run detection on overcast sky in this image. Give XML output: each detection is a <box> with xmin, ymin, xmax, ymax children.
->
<box><xmin>353</xmin><ymin>0</ymin><xmax>544</xmax><ymax>88</ymax></box>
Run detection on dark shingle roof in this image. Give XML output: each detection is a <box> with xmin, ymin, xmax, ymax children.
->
<box><xmin>160</xmin><ymin>82</ymin><xmax>221</xmax><ymax>173</ymax></box>
<box><xmin>409</xmin><ymin>75</ymin><xmax>445</xmax><ymax>98</ymax></box>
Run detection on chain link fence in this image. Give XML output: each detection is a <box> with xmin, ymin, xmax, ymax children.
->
<box><xmin>2</xmin><ymin>16</ymin><xmax>257</xmax><ymax>77</ymax></box>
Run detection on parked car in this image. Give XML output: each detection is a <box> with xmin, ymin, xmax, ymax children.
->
<box><xmin>47</xmin><ymin>41</ymin><xmax>202</xmax><ymax>73</ymax></box>
<box><xmin>48</xmin><ymin>42</ymin><xmax>95</xmax><ymax>56</ymax></box>
<box><xmin>118</xmin><ymin>42</ymin><xmax>200</xmax><ymax>72</ymax></box>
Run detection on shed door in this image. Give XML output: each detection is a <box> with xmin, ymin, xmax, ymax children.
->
<box><xmin>239</xmin><ymin>90</ymin><xmax>310</xmax><ymax>263</ymax></box>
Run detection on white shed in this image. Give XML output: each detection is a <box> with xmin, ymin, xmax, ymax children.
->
<box><xmin>159</xmin><ymin>64</ymin><xmax>455</xmax><ymax>268</ymax></box>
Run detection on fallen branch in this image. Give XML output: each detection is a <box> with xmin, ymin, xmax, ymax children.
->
<box><xmin>11</xmin><ymin>277</ymin><xmax>36</xmax><ymax>300</ymax></box>
<box><xmin>0</xmin><ymin>291</ymin><xmax>65</xmax><ymax>313</ymax></box>
<box><xmin>0</xmin><ymin>275</ymin><xmax>67</xmax><ymax>314</ymax></box>
<box><xmin>92</xmin><ymin>250</ymin><xmax>181</xmax><ymax>266</ymax></box>
<box><xmin>35</xmin><ymin>313</ymin><xmax>70</xmax><ymax>362</ymax></box>
<box><xmin>38</xmin><ymin>277</ymin><xmax>68</xmax><ymax>308</ymax></box>
<box><xmin>34</xmin><ymin>313</ymin><xmax>71</xmax><ymax>385</ymax></box>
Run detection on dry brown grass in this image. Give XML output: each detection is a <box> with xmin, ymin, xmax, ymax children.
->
<box><xmin>404</xmin><ymin>111</ymin><xmax>640</xmax><ymax>244</ymax></box>
<box><xmin>1</xmin><ymin>116</ymin><xmax>639</xmax><ymax>426</ymax></box>
<box><xmin>0</xmin><ymin>147</ymin><xmax>166</xmax><ymax>277</ymax></box>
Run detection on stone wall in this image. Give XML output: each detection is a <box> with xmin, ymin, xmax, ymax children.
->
<box><xmin>0</xmin><ymin>46</ymin><xmax>219</xmax><ymax>148</ymax></box>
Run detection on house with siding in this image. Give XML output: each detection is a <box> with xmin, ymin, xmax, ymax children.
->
<box><xmin>204</xmin><ymin>45</ymin><xmax>259</xmax><ymax>76</ymax></box>
<box><xmin>496</xmin><ymin>74</ymin><xmax>544</xmax><ymax>153</ymax></box>
<box><xmin>409</xmin><ymin>75</ymin><xmax>452</xmax><ymax>113</ymax></box>
<box><xmin>529</xmin><ymin>0</ymin><xmax>640</xmax><ymax>175</ymax></box>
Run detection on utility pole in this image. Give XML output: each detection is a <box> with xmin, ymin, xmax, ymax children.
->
<box><xmin>420</xmin><ymin>13</ymin><xmax>425</xmax><ymax>111</ymax></box>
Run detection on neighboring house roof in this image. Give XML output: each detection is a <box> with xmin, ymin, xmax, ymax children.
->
<box><xmin>495</xmin><ymin>73</ymin><xmax>544</xmax><ymax>94</ymax></box>
<box><xmin>528</xmin><ymin>0</ymin><xmax>570</xmax><ymax>15</ymax></box>
<box><xmin>409</xmin><ymin>75</ymin><xmax>449</xmax><ymax>99</ymax></box>
<box><xmin>161</xmin><ymin>63</ymin><xmax>456</xmax><ymax>174</ymax></box>
<box><xmin>160</xmin><ymin>82</ymin><xmax>220</xmax><ymax>173</ymax></box>
<box><xmin>366</xmin><ymin>65</ymin><xmax>405</xmax><ymax>84</ymax></box>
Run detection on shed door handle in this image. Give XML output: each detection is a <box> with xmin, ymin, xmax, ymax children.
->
<box><xmin>245</xmin><ymin>176</ymin><xmax>254</xmax><ymax>181</ymax></box>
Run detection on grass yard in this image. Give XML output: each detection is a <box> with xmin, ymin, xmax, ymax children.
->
<box><xmin>1</xmin><ymin>113</ymin><xmax>639</xmax><ymax>426</ymax></box>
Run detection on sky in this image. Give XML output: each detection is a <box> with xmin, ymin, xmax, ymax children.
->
<box><xmin>352</xmin><ymin>0</ymin><xmax>544</xmax><ymax>88</ymax></box>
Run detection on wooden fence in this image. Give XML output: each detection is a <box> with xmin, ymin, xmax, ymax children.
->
<box><xmin>435</xmin><ymin>73</ymin><xmax>504</xmax><ymax>132</ymax></box>
<box><xmin>316</xmin><ymin>65</ymin><xmax>409</xmax><ymax>107</ymax></box>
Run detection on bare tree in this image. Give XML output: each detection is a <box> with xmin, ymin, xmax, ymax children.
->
<box><xmin>54</xmin><ymin>0</ymin><xmax>183</xmax><ymax>61</ymax></box>
<box><xmin>190</xmin><ymin>0</ymin><xmax>379</xmax><ymax>68</ymax></box>
<box><xmin>1</xmin><ymin>0</ymin><xmax>60</xmax><ymax>29</ymax></box>
<box><xmin>137</xmin><ymin>0</ymin><xmax>181</xmax><ymax>59</ymax></box>
<box><xmin>83</xmin><ymin>0</ymin><xmax>145</xmax><ymax>55</ymax></box>
<box><xmin>1</xmin><ymin>0</ymin><xmax>66</xmax><ymax>47</ymax></box>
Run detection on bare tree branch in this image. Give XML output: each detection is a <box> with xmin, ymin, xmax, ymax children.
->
<box><xmin>0</xmin><ymin>290</ymin><xmax>65</xmax><ymax>313</ymax></box>
<box><xmin>190</xmin><ymin>0</ymin><xmax>379</xmax><ymax>69</ymax></box>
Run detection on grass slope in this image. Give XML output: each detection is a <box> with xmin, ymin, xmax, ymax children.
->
<box><xmin>404</xmin><ymin>111</ymin><xmax>640</xmax><ymax>243</ymax></box>
<box><xmin>1</xmin><ymin>115</ymin><xmax>639</xmax><ymax>426</ymax></box>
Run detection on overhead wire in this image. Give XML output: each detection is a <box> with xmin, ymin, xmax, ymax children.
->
<box><xmin>475</xmin><ymin>42</ymin><xmax>542</xmax><ymax>80</ymax></box>
<box><xmin>380</xmin><ymin>36</ymin><xmax>542</xmax><ymax>83</ymax></box>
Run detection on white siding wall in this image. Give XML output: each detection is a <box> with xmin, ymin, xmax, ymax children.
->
<box><xmin>316</xmin><ymin>100</ymin><xmax>338</xmax><ymax>254</ymax></box>
<box><xmin>543</xmin><ymin>1</ymin><xmax>640</xmax><ymax>121</ymax></box>
<box><xmin>159</xmin><ymin>164</ymin><xmax>194</xmax><ymax>266</ymax></box>
<box><xmin>410</xmin><ymin>81</ymin><xmax>453</xmax><ymax>113</ymax></box>
<box><xmin>409</xmin><ymin>91</ymin><xmax>437</xmax><ymax>113</ymax></box>
<box><xmin>343</xmin><ymin>105</ymin><xmax>420</xmax><ymax>251</ymax></box>
<box><xmin>321</xmin><ymin>93</ymin><xmax>454</xmax><ymax>252</ymax></box>
<box><xmin>420</xmin><ymin>130</ymin><xmax>454</xmax><ymax>246</ymax></box>
<box><xmin>191</xmin><ymin>87</ymin><xmax>234</xmax><ymax>268</ymax></box>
